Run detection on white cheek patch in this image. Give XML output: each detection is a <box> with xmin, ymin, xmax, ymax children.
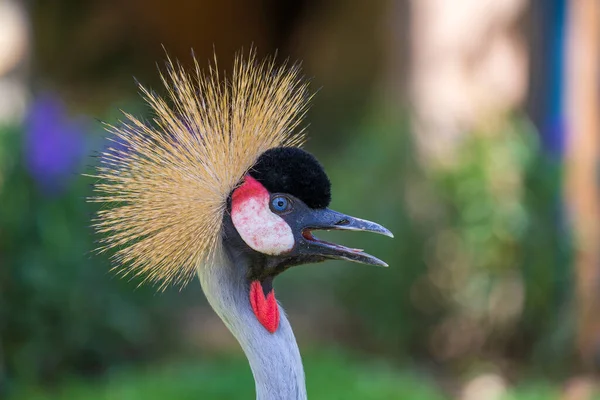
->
<box><xmin>231</xmin><ymin>179</ymin><xmax>295</xmax><ymax>255</ymax></box>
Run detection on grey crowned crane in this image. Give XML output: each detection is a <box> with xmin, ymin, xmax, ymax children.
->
<box><xmin>91</xmin><ymin>52</ymin><xmax>392</xmax><ymax>400</ymax></box>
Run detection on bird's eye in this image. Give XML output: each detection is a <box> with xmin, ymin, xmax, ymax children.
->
<box><xmin>271</xmin><ymin>195</ymin><xmax>291</xmax><ymax>214</ymax></box>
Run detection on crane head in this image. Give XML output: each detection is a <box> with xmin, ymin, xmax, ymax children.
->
<box><xmin>90</xmin><ymin>51</ymin><xmax>392</xmax><ymax>334</ymax></box>
<box><xmin>225</xmin><ymin>147</ymin><xmax>392</xmax><ymax>333</ymax></box>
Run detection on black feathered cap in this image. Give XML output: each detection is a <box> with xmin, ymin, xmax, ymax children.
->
<box><xmin>249</xmin><ymin>147</ymin><xmax>331</xmax><ymax>209</ymax></box>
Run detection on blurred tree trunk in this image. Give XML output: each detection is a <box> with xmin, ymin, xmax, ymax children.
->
<box><xmin>408</xmin><ymin>0</ymin><xmax>529</xmax><ymax>168</ymax></box>
<box><xmin>564</xmin><ymin>0</ymin><xmax>600</xmax><ymax>372</ymax></box>
<box><xmin>0</xmin><ymin>0</ymin><xmax>29</xmax><ymax>125</ymax></box>
<box><xmin>0</xmin><ymin>0</ymin><xmax>28</xmax><ymax>390</ymax></box>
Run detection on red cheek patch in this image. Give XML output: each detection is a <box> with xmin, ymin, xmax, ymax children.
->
<box><xmin>231</xmin><ymin>175</ymin><xmax>294</xmax><ymax>255</ymax></box>
<box><xmin>249</xmin><ymin>280</ymin><xmax>280</xmax><ymax>333</ymax></box>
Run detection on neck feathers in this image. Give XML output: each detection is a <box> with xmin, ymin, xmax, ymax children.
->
<box><xmin>197</xmin><ymin>245</ymin><xmax>307</xmax><ymax>400</ymax></box>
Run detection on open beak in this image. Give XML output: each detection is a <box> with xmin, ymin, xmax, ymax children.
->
<box><xmin>297</xmin><ymin>208</ymin><xmax>393</xmax><ymax>267</ymax></box>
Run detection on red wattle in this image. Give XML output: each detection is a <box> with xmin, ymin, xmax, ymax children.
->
<box><xmin>249</xmin><ymin>280</ymin><xmax>280</xmax><ymax>333</ymax></box>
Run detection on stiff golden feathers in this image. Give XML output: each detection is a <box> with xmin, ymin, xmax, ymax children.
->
<box><xmin>90</xmin><ymin>52</ymin><xmax>310</xmax><ymax>289</ymax></box>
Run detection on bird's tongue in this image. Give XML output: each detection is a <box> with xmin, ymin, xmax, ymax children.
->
<box><xmin>249</xmin><ymin>280</ymin><xmax>280</xmax><ymax>333</ymax></box>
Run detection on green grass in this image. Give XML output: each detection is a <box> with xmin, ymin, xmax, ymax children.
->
<box><xmin>10</xmin><ymin>350</ymin><xmax>446</xmax><ymax>400</ymax></box>
<box><xmin>10</xmin><ymin>349</ymin><xmax>592</xmax><ymax>400</ymax></box>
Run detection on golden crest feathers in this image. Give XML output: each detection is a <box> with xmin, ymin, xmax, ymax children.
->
<box><xmin>90</xmin><ymin>51</ymin><xmax>310</xmax><ymax>289</ymax></box>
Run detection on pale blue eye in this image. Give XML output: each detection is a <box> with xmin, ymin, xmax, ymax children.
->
<box><xmin>271</xmin><ymin>196</ymin><xmax>290</xmax><ymax>213</ymax></box>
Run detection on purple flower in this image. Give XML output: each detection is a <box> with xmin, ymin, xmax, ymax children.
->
<box><xmin>24</xmin><ymin>93</ymin><xmax>86</xmax><ymax>193</ymax></box>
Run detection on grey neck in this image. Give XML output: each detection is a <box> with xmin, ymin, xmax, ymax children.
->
<box><xmin>197</xmin><ymin>245</ymin><xmax>307</xmax><ymax>400</ymax></box>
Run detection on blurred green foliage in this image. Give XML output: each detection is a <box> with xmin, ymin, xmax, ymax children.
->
<box><xmin>7</xmin><ymin>350</ymin><xmax>445</xmax><ymax>400</ymax></box>
<box><xmin>322</xmin><ymin>114</ymin><xmax>431</xmax><ymax>357</ymax></box>
<box><xmin>323</xmin><ymin>111</ymin><xmax>571</xmax><ymax>373</ymax></box>
<box><xmin>0</xmin><ymin>125</ymin><xmax>187</xmax><ymax>391</ymax></box>
<box><xmin>9</xmin><ymin>350</ymin><xmax>592</xmax><ymax>400</ymax></box>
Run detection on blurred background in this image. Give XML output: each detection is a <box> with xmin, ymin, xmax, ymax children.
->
<box><xmin>0</xmin><ymin>0</ymin><xmax>599</xmax><ymax>399</ymax></box>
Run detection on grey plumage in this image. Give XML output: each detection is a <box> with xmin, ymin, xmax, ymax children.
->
<box><xmin>200</xmin><ymin>243</ymin><xmax>307</xmax><ymax>400</ymax></box>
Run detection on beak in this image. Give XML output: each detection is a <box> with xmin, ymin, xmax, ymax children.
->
<box><xmin>297</xmin><ymin>208</ymin><xmax>393</xmax><ymax>267</ymax></box>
